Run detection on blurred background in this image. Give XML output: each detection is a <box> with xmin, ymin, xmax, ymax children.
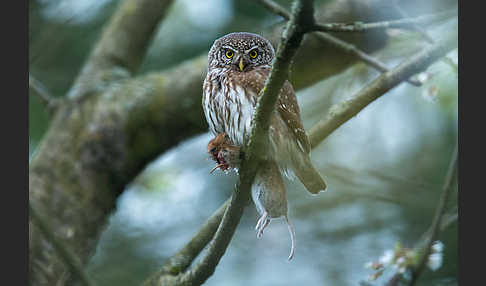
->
<box><xmin>29</xmin><ymin>0</ymin><xmax>458</xmax><ymax>285</ymax></box>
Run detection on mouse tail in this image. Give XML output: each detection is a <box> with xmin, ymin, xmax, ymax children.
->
<box><xmin>285</xmin><ymin>216</ymin><xmax>296</xmax><ymax>261</ymax></box>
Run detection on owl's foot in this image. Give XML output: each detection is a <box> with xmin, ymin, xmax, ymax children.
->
<box><xmin>255</xmin><ymin>212</ymin><xmax>270</xmax><ymax>238</ymax></box>
<box><xmin>216</xmin><ymin>153</ymin><xmax>230</xmax><ymax>171</ymax></box>
<box><xmin>209</xmin><ymin>155</ymin><xmax>230</xmax><ymax>174</ymax></box>
<box><xmin>209</xmin><ymin>164</ymin><xmax>226</xmax><ymax>174</ymax></box>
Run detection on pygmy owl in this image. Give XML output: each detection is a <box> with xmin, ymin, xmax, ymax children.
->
<box><xmin>202</xmin><ymin>32</ymin><xmax>326</xmax><ymax>194</ymax></box>
<box><xmin>202</xmin><ymin>32</ymin><xmax>326</xmax><ymax>259</ymax></box>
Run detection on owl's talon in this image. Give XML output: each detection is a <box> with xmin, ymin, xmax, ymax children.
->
<box><xmin>210</xmin><ymin>164</ymin><xmax>225</xmax><ymax>174</ymax></box>
<box><xmin>207</xmin><ymin>133</ymin><xmax>240</xmax><ymax>174</ymax></box>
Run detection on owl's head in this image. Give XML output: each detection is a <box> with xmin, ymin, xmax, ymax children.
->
<box><xmin>208</xmin><ymin>32</ymin><xmax>275</xmax><ymax>72</ymax></box>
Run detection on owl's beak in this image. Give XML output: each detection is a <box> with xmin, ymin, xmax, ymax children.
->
<box><xmin>238</xmin><ymin>57</ymin><xmax>245</xmax><ymax>72</ymax></box>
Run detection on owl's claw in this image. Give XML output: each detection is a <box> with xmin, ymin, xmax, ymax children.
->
<box><xmin>210</xmin><ymin>164</ymin><xmax>226</xmax><ymax>174</ymax></box>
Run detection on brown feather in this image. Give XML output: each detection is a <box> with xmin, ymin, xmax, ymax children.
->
<box><xmin>255</xmin><ymin>69</ymin><xmax>311</xmax><ymax>154</ymax></box>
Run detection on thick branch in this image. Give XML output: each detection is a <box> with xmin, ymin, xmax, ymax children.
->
<box><xmin>308</xmin><ymin>26</ymin><xmax>457</xmax><ymax>148</ymax></box>
<box><xmin>67</xmin><ymin>0</ymin><xmax>174</xmax><ymax>99</ymax></box>
<box><xmin>29</xmin><ymin>202</ymin><xmax>96</xmax><ymax>286</ymax></box>
<box><xmin>29</xmin><ymin>58</ymin><xmax>208</xmax><ymax>286</ymax></box>
<box><xmin>29</xmin><ymin>1</ymin><xmax>179</xmax><ymax>283</ymax></box>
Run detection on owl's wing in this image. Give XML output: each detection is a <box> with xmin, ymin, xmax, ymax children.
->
<box><xmin>277</xmin><ymin>80</ymin><xmax>311</xmax><ymax>154</ymax></box>
<box><xmin>254</xmin><ymin>69</ymin><xmax>310</xmax><ymax>154</ymax></box>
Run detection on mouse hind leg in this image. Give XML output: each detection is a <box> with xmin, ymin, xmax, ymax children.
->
<box><xmin>256</xmin><ymin>212</ymin><xmax>270</xmax><ymax>238</ymax></box>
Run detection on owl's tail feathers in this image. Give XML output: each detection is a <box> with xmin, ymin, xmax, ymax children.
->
<box><xmin>292</xmin><ymin>155</ymin><xmax>327</xmax><ymax>194</ymax></box>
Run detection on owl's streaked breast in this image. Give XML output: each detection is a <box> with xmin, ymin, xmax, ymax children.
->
<box><xmin>203</xmin><ymin>67</ymin><xmax>266</xmax><ymax>146</ymax></box>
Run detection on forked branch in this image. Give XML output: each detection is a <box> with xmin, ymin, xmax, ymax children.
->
<box><xmin>308</xmin><ymin>27</ymin><xmax>457</xmax><ymax>148</ymax></box>
<box><xmin>257</xmin><ymin>0</ymin><xmax>437</xmax><ymax>86</ymax></box>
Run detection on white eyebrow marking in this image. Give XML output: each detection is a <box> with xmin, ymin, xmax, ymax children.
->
<box><xmin>221</xmin><ymin>46</ymin><xmax>237</xmax><ymax>51</ymax></box>
<box><xmin>245</xmin><ymin>46</ymin><xmax>259</xmax><ymax>53</ymax></box>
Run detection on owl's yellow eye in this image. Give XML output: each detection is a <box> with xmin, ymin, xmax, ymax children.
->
<box><xmin>249</xmin><ymin>50</ymin><xmax>258</xmax><ymax>58</ymax></box>
<box><xmin>225</xmin><ymin>50</ymin><xmax>234</xmax><ymax>58</ymax></box>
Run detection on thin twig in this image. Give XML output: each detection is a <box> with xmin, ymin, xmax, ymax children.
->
<box><xmin>29</xmin><ymin>202</ymin><xmax>97</xmax><ymax>286</ymax></box>
<box><xmin>409</xmin><ymin>144</ymin><xmax>458</xmax><ymax>286</ymax></box>
<box><xmin>383</xmin><ymin>148</ymin><xmax>457</xmax><ymax>286</ymax></box>
<box><xmin>308</xmin><ymin>27</ymin><xmax>458</xmax><ymax>148</ymax></box>
<box><xmin>313</xmin><ymin>32</ymin><xmax>422</xmax><ymax>86</ymax></box>
<box><xmin>29</xmin><ymin>74</ymin><xmax>59</xmax><ymax>112</ymax></box>
<box><xmin>259</xmin><ymin>0</ymin><xmax>290</xmax><ymax>19</ymax></box>
<box><xmin>442</xmin><ymin>56</ymin><xmax>458</xmax><ymax>74</ymax></box>
<box><xmin>391</xmin><ymin>0</ymin><xmax>435</xmax><ymax>44</ymax></box>
<box><xmin>391</xmin><ymin>2</ymin><xmax>460</xmax><ymax>74</ymax></box>
<box><xmin>142</xmin><ymin>199</ymin><xmax>229</xmax><ymax>283</ymax></box>
<box><xmin>311</xmin><ymin>10</ymin><xmax>457</xmax><ymax>33</ymax></box>
<box><xmin>440</xmin><ymin>211</ymin><xmax>458</xmax><ymax>231</ymax></box>
<box><xmin>257</xmin><ymin>0</ymin><xmax>422</xmax><ymax>86</ymax></box>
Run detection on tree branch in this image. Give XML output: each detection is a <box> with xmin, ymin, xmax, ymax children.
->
<box><xmin>382</xmin><ymin>144</ymin><xmax>457</xmax><ymax>286</ymax></box>
<box><xmin>313</xmin><ymin>31</ymin><xmax>422</xmax><ymax>86</ymax></box>
<box><xmin>258</xmin><ymin>0</ymin><xmax>291</xmax><ymax>19</ymax></box>
<box><xmin>29</xmin><ymin>1</ymin><xmax>176</xmax><ymax>285</ymax></box>
<box><xmin>257</xmin><ymin>0</ymin><xmax>423</xmax><ymax>86</ymax></box>
<box><xmin>143</xmin><ymin>199</ymin><xmax>229</xmax><ymax>283</ymax></box>
<box><xmin>409</xmin><ymin>144</ymin><xmax>458</xmax><ymax>285</ymax></box>
<box><xmin>311</xmin><ymin>9</ymin><xmax>457</xmax><ymax>33</ymax></box>
<box><xmin>29</xmin><ymin>73</ymin><xmax>59</xmax><ymax>113</ymax></box>
<box><xmin>308</xmin><ymin>26</ymin><xmax>458</xmax><ymax>148</ymax></box>
<box><xmin>67</xmin><ymin>0</ymin><xmax>174</xmax><ymax>99</ymax></box>
<box><xmin>391</xmin><ymin>0</ymin><xmax>435</xmax><ymax>44</ymax></box>
<box><xmin>29</xmin><ymin>202</ymin><xmax>96</xmax><ymax>286</ymax></box>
